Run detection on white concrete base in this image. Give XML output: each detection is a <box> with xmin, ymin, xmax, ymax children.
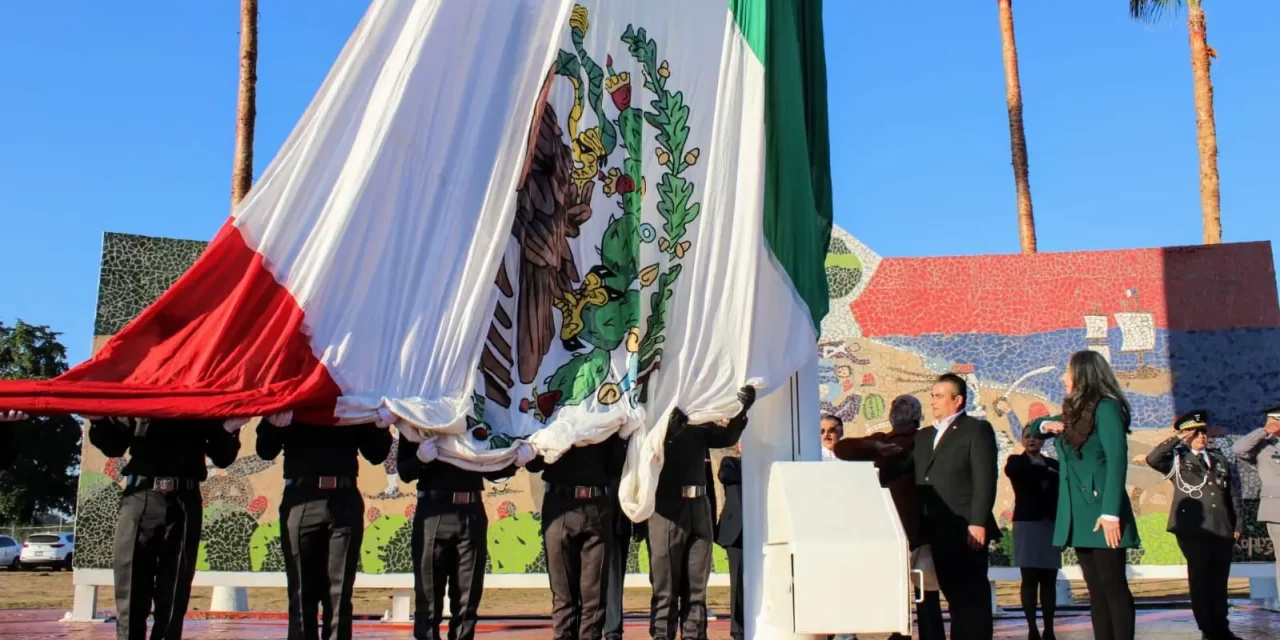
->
<box><xmin>1056</xmin><ymin>579</ymin><xmax>1074</xmax><ymax>606</ymax></box>
<box><xmin>752</xmin><ymin>613</ymin><xmax>822</xmax><ymax>640</ymax></box>
<box><xmin>387</xmin><ymin>588</ymin><xmax>412</xmax><ymax>622</ymax></box>
<box><xmin>209</xmin><ymin>586</ymin><xmax>249</xmax><ymax>612</ymax></box>
<box><xmin>1249</xmin><ymin>576</ymin><xmax>1277</xmax><ymax>601</ymax></box>
<box><xmin>69</xmin><ymin>584</ymin><xmax>103</xmax><ymax>622</ymax></box>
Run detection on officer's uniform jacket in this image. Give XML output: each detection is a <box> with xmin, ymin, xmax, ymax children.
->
<box><xmin>1146</xmin><ymin>437</ymin><xmax>1243</xmax><ymax>539</ymax></box>
<box><xmin>1233</xmin><ymin>427</ymin><xmax>1280</xmax><ymax>524</ymax></box>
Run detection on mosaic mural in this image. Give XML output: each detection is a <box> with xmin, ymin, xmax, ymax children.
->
<box><xmin>94</xmin><ymin>232</ymin><xmax>208</xmax><ymax>336</ymax></box>
<box><xmin>74</xmin><ymin>229</ymin><xmax>1280</xmax><ymax>570</ymax></box>
<box><xmin>821</xmin><ymin>226</ymin><xmax>1280</xmax><ymax>565</ymax></box>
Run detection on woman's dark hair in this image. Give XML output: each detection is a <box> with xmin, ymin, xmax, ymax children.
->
<box><xmin>1061</xmin><ymin>350</ymin><xmax>1132</xmax><ymax>451</ymax></box>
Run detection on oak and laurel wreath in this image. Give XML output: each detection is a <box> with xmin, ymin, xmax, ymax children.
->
<box><xmin>620</xmin><ymin>25</ymin><xmax>701</xmax><ymax>388</ymax></box>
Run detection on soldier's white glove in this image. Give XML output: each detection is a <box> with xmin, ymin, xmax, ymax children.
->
<box><xmin>375</xmin><ymin>407</ymin><xmax>398</xmax><ymax>428</ymax></box>
<box><xmin>267</xmin><ymin>411</ymin><xmax>293</xmax><ymax>427</ymax></box>
<box><xmin>416</xmin><ymin>438</ymin><xmax>439</xmax><ymax>463</ymax></box>
<box><xmin>514</xmin><ymin>442</ymin><xmax>537</xmax><ymax>467</ymax></box>
<box><xmin>223</xmin><ymin>418</ymin><xmax>251</xmax><ymax>433</ymax></box>
<box><xmin>0</xmin><ymin>410</ymin><xmax>29</xmax><ymax>422</ymax></box>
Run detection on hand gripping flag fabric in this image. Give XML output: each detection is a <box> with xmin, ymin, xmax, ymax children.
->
<box><xmin>0</xmin><ymin>0</ymin><xmax>831</xmax><ymax>520</ymax></box>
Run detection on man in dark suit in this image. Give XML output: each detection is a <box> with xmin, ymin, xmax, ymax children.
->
<box><xmin>716</xmin><ymin>446</ymin><xmax>745</xmax><ymax>640</ymax></box>
<box><xmin>1146</xmin><ymin>410</ymin><xmax>1243</xmax><ymax>640</ymax></box>
<box><xmin>914</xmin><ymin>373</ymin><xmax>999</xmax><ymax>640</ymax></box>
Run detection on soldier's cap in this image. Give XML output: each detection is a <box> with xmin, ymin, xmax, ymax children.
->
<box><xmin>1266</xmin><ymin>405</ymin><xmax>1280</xmax><ymax>420</ymax></box>
<box><xmin>1175</xmin><ymin>410</ymin><xmax>1209</xmax><ymax>432</ymax></box>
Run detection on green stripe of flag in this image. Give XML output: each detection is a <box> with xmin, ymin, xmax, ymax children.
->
<box><xmin>731</xmin><ymin>0</ymin><xmax>834</xmax><ymax>332</ymax></box>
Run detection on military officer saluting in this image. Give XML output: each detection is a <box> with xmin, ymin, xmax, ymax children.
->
<box><xmin>1232</xmin><ymin>405</ymin><xmax>1280</xmax><ymax>612</ymax></box>
<box><xmin>1145</xmin><ymin>410</ymin><xmax>1243</xmax><ymax>640</ymax></box>
<box><xmin>397</xmin><ymin>431</ymin><xmax>533</xmax><ymax>640</ymax></box>
<box><xmin>87</xmin><ymin>415</ymin><xmax>243</xmax><ymax>640</ymax></box>
<box><xmin>649</xmin><ymin>386</ymin><xmax>755</xmax><ymax>640</ymax></box>
<box><xmin>255</xmin><ymin>412</ymin><xmax>392</xmax><ymax>640</ymax></box>
<box><xmin>525</xmin><ymin>434</ymin><xmax>628</xmax><ymax>639</ymax></box>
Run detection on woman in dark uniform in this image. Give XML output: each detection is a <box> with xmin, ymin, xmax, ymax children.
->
<box><xmin>256</xmin><ymin>412</ymin><xmax>393</xmax><ymax>640</ymax></box>
<box><xmin>1005</xmin><ymin>430</ymin><xmax>1061</xmax><ymax>640</ymax></box>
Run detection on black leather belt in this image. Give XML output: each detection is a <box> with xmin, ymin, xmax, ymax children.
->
<box><xmin>679</xmin><ymin>485</ymin><xmax>707</xmax><ymax>498</ymax></box>
<box><xmin>125</xmin><ymin>476</ymin><xmax>199</xmax><ymax>492</ymax></box>
<box><xmin>545</xmin><ymin>482</ymin><xmax>608</xmax><ymax>499</ymax></box>
<box><xmin>418</xmin><ymin>490</ymin><xmax>482</xmax><ymax>505</ymax></box>
<box><xmin>284</xmin><ymin>476</ymin><xmax>354</xmax><ymax>490</ymax></box>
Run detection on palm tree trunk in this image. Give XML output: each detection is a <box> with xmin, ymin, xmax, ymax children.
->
<box><xmin>998</xmin><ymin>0</ymin><xmax>1036</xmax><ymax>253</ymax></box>
<box><xmin>231</xmin><ymin>0</ymin><xmax>258</xmax><ymax>208</ymax></box>
<box><xmin>1186</xmin><ymin>3</ymin><xmax>1221</xmax><ymax>244</ymax></box>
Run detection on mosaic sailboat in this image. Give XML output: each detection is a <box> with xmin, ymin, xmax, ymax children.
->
<box><xmin>1114</xmin><ymin>288</ymin><xmax>1158</xmax><ymax>379</ymax></box>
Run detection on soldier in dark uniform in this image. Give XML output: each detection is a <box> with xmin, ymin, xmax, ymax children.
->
<box><xmin>255</xmin><ymin>411</ymin><xmax>393</xmax><ymax>640</ymax></box>
<box><xmin>397</xmin><ymin>432</ymin><xmax>531</xmax><ymax>640</ymax></box>
<box><xmin>1145</xmin><ymin>410</ymin><xmax>1243</xmax><ymax>640</ymax></box>
<box><xmin>526</xmin><ymin>434</ymin><xmax>627</xmax><ymax>639</ymax></box>
<box><xmin>604</xmin><ymin>484</ymin><xmax>645</xmax><ymax>640</ymax></box>
<box><xmin>715</xmin><ymin>446</ymin><xmax>744</xmax><ymax>640</ymax></box>
<box><xmin>649</xmin><ymin>386</ymin><xmax>755</xmax><ymax>640</ymax></box>
<box><xmin>87</xmin><ymin>415</ymin><xmax>243</xmax><ymax>640</ymax></box>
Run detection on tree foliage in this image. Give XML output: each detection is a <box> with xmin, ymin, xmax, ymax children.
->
<box><xmin>0</xmin><ymin>320</ymin><xmax>81</xmax><ymax>524</ymax></box>
<box><xmin>1129</xmin><ymin>0</ymin><xmax>1192</xmax><ymax>23</ymax></box>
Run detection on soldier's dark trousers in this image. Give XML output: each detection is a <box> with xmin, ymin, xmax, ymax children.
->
<box><xmin>412</xmin><ymin>499</ymin><xmax>487</xmax><ymax>640</ymax></box>
<box><xmin>648</xmin><ymin>496</ymin><xmax>714</xmax><ymax>640</ymax></box>
<box><xmin>603</xmin><ymin>529</ymin><xmax>629</xmax><ymax>640</ymax></box>
<box><xmin>1177</xmin><ymin>532</ymin><xmax>1234</xmax><ymax>638</ymax></box>
<box><xmin>112</xmin><ymin>487</ymin><xmax>202</xmax><ymax>640</ymax></box>
<box><xmin>726</xmin><ymin>547</ymin><xmax>744</xmax><ymax>640</ymax></box>
<box><xmin>279</xmin><ymin>486</ymin><xmax>364</xmax><ymax>640</ymax></box>
<box><xmin>543</xmin><ymin>493</ymin><xmax>613</xmax><ymax>640</ymax></box>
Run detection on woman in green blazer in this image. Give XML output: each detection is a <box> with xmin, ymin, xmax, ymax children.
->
<box><xmin>1028</xmin><ymin>350</ymin><xmax>1139</xmax><ymax>640</ymax></box>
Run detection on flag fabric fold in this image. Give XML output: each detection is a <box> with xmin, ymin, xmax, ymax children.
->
<box><xmin>0</xmin><ymin>0</ymin><xmax>831</xmax><ymax>522</ymax></box>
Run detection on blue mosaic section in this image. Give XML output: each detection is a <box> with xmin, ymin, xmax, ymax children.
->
<box><xmin>872</xmin><ymin>327</ymin><xmax>1280</xmax><ymax>434</ymax></box>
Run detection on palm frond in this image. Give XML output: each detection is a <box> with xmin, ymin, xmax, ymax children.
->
<box><xmin>1130</xmin><ymin>0</ymin><xmax>1191</xmax><ymax>23</ymax></box>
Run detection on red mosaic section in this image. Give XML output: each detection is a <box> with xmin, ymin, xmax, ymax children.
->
<box><xmin>851</xmin><ymin>242</ymin><xmax>1280</xmax><ymax>337</ymax></box>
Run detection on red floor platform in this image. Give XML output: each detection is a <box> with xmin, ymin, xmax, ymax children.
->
<box><xmin>2</xmin><ymin>607</ymin><xmax>1279</xmax><ymax>639</ymax></box>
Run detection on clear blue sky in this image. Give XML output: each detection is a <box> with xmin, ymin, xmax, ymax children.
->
<box><xmin>1</xmin><ymin>1</ymin><xmax>1277</xmax><ymax>367</ymax></box>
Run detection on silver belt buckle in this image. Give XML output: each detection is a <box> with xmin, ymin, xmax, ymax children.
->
<box><xmin>681</xmin><ymin>485</ymin><xmax>700</xmax><ymax>499</ymax></box>
<box><xmin>574</xmin><ymin>486</ymin><xmax>594</xmax><ymax>499</ymax></box>
<box><xmin>317</xmin><ymin>476</ymin><xmax>338</xmax><ymax>490</ymax></box>
<box><xmin>154</xmin><ymin>477</ymin><xmax>176</xmax><ymax>492</ymax></box>
<box><xmin>452</xmin><ymin>492</ymin><xmax>472</xmax><ymax>505</ymax></box>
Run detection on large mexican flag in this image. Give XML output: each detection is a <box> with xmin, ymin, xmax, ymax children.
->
<box><xmin>0</xmin><ymin>0</ymin><xmax>830</xmax><ymax>520</ymax></box>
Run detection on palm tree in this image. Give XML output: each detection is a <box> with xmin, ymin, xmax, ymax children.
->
<box><xmin>231</xmin><ymin>0</ymin><xmax>258</xmax><ymax>208</ymax></box>
<box><xmin>1130</xmin><ymin>0</ymin><xmax>1221</xmax><ymax>244</ymax></box>
<box><xmin>998</xmin><ymin>0</ymin><xmax>1037</xmax><ymax>254</ymax></box>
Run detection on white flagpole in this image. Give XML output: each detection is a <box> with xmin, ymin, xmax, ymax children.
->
<box><xmin>742</xmin><ymin>356</ymin><xmax>821</xmax><ymax>639</ymax></box>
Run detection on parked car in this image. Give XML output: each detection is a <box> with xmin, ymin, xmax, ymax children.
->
<box><xmin>19</xmin><ymin>532</ymin><xmax>74</xmax><ymax>570</ymax></box>
<box><xmin>0</xmin><ymin>535</ymin><xmax>20</xmax><ymax>569</ymax></box>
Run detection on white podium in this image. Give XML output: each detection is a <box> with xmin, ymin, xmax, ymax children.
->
<box><xmin>758</xmin><ymin>461</ymin><xmax>912</xmax><ymax>637</ymax></box>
